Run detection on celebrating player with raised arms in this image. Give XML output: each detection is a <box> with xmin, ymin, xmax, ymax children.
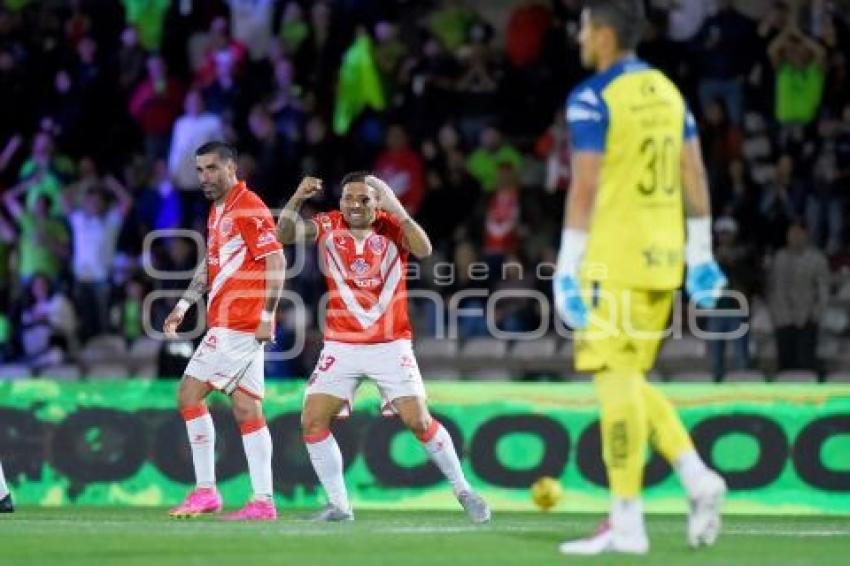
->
<box><xmin>164</xmin><ymin>142</ymin><xmax>285</xmax><ymax>521</ymax></box>
<box><xmin>277</xmin><ymin>172</ymin><xmax>490</xmax><ymax>523</ymax></box>
<box><xmin>553</xmin><ymin>0</ymin><xmax>728</xmax><ymax>555</ymax></box>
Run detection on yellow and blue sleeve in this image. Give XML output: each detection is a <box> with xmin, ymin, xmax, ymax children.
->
<box><xmin>565</xmin><ymin>85</ymin><xmax>609</xmax><ymax>153</ymax></box>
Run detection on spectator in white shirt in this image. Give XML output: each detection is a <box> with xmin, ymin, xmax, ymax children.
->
<box><xmin>63</xmin><ymin>176</ymin><xmax>132</xmax><ymax>339</ymax></box>
<box><xmin>168</xmin><ymin>90</ymin><xmax>225</xmax><ymax>191</ymax></box>
<box><xmin>167</xmin><ymin>89</ymin><xmax>224</xmax><ymax>227</ymax></box>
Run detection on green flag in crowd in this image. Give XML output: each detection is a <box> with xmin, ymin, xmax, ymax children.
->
<box><xmin>333</xmin><ymin>33</ymin><xmax>386</xmax><ymax>135</ymax></box>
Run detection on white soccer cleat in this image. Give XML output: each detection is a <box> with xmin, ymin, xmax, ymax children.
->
<box><xmin>307</xmin><ymin>503</ymin><xmax>354</xmax><ymax>522</ymax></box>
<box><xmin>688</xmin><ymin>470</ymin><xmax>727</xmax><ymax>548</ymax></box>
<box><xmin>458</xmin><ymin>490</ymin><xmax>491</xmax><ymax>524</ymax></box>
<box><xmin>558</xmin><ymin>519</ymin><xmax>649</xmax><ymax>556</ymax></box>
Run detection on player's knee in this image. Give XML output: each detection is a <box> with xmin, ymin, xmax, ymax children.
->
<box><xmin>402</xmin><ymin>414</ymin><xmax>431</xmax><ymax>436</ymax></box>
<box><xmin>177</xmin><ymin>379</ymin><xmax>204</xmax><ymax>410</ymax></box>
<box><xmin>231</xmin><ymin>401</ymin><xmax>261</xmax><ymax>424</ymax></box>
<box><xmin>301</xmin><ymin>410</ymin><xmax>330</xmax><ymax>437</ymax></box>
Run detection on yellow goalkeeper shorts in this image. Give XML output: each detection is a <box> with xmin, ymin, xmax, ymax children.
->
<box><xmin>574</xmin><ymin>280</ymin><xmax>675</xmax><ymax>372</ymax></box>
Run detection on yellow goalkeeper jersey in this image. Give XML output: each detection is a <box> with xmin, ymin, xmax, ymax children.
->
<box><xmin>566</xmin><ymin>56</ymin><xmax>697</xmax><ymax>290</ymax></box>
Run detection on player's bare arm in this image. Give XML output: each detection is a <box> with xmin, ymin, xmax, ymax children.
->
<box><xmin>365</xmin><ymin>175</ymin><xmax>432</xmax><ymax>258</ymax></box>
<box><xmin>681</xmin><ymin>138</ymin><xmax>711</xmax><ymax>219</ymax></box>
<box><xmin>565</xmin><ymin>152</ymin><xmax>602</xmax><ymax>230</ymax></box>
<box><xmin>256</xmin><ymin>250</ymin><xmax>286</xmax><ymax>342</ymax></box>
<box><xmin>164</xmin><ymin>255</ymin><xmax>207</xmax><ymax>338</ymax></box>
<box><xmin>277</xmin><ymin>176</ymin><xmax>322</xmax><ymax>244</ymax></box>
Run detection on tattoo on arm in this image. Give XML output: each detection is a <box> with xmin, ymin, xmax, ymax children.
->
<box><xmin>277</xmin><ymin>196</ymin><xmax>319</xmax><ymax>244</ymax></box>
<box><xmin>181</xmin><ymin>258</ymin><xmax>208</xmax><ymax>306</ymax></box>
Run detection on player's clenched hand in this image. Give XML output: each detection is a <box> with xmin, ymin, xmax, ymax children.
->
<box><xmin>553</xmin><ymin>274</ymin><xmax>589</xmax><ymax>330</ymax></box>
<box><xmin>255</xmin><ymin>319</ymin><xmax>274</xmax><ymax>343</ymax></box>
<box><xmin>163</xmin><ymin>308</ymin><xmax>185</xmax><ymax>339</ymax></box>
<box><xmin>295</xmin><ymin>176</ymin><xmax>322</xmax><ymax>200</ymax></box>
<box><xmin>365</xmin><ymin>175</ymin><xmax>407</xmax><ymax>219</ymax></box>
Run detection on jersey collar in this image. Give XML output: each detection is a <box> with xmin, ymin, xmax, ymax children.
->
<box><xmin>598</xmin><ymin>55</ymin><xmax>645</xmax><ymax>83</ymax></box>
<box><xmin>222</xmin><ymin>181</ymin><xmax>247</xmax><ymax>212</ymax></box>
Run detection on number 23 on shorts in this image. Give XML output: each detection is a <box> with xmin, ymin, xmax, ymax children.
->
<box><xmin>317</xmin><ymin>354</ymin><xmax>336</xmax><ymax>372</ymax></box>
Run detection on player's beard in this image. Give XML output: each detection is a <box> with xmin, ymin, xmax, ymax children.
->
<box><xmin>201</xmin><ymin>183</ymin><xmax>223</xmax><ymax>201</ymax></box>
<box><xmin>344</xmin><ymin>208</ymin><xmax>374</xmax><ymax>228</ymax></box>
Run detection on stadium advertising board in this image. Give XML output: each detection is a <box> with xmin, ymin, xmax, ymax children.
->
<box><xmin>1</xmin><ymin>381</ymin><xmax>848</xmax><ymax>514</ymax></box>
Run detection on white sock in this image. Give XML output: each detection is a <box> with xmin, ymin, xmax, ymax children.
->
<box><xmin>611</xmin><ymin>498</ymin><xmax>646</xmax><ymax>535</ymax></box>
<box><xmin>182</xmin><ymin>406</ymin><xmax>216</xmax><ymax>489</ymax></box>
<box><xmin>241</xmin><ymin>420</ymin><xmax>273</xmax><ymax>502</ymax></box>
<box><xmin>305</xmin><ymin>430</ymin><xmax>350</xmax><ymax>511</ymax></box>
<box><xmin>0</xmin><ymin>462</ymin><xmax>8</xmax><ymax>499</ymax></box>
<box><xmin>418</xmin><ymin>421</ymin><xmax>470</xmax><ymax>496</ymax></box>
<box><xmin>674</xmin><ymin>450</ymin><xmax>710</xmax><ymax>497</ymax></box>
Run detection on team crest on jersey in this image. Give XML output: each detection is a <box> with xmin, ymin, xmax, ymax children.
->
<box><xmin>350</xmin><ymin>257</ymin><xmax>370</xmax><ymax>275</ymax></box>
<box><xmin>257</xmin><ymin>231</ymin><xmax>276</xmax><ymax>247</ymax></box>
<box><xmin>367</xmin><ymin>235</ymin><xmax>387</xmax><ymax>254</ymax></box>
<box><xmin>220</xmin><ymin>216</ymin><xmax>234</xmax><ymax>237</ymax></box>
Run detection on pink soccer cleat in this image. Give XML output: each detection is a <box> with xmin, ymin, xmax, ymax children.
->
<box><xmin>221</xmin><ymin>499</ymin><xmax>277</xmax><ymax>521</ymax></box>
<box><xmin>169</xmin><ymin>487</ymin><xmax>223</xmax><ymax>518</ymax></box>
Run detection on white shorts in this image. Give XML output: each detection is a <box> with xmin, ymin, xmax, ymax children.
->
<box><xmin>184</xmin><ymin>327</ymin><xmax>265</xmax><ymax>399</ymax></box>
<box><xmin>305</xmin><ymin>340</ymin><xmax>426</xmax><ymax>416</ymax></box>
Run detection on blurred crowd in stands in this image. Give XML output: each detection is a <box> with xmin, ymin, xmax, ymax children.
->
<box><xmin>0</xmin><ymin>0</ymin><xmax>848</xmax><ymax>381</ymax></box>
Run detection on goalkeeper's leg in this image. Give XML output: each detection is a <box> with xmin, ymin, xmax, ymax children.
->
<box><xmin>643</xmin><ymin>381</ymin><xmax>726</xmax><ymax>547</ymax></box>
<box><xmin>561</xmin><ymin>368</ymin><xmax>649</xmax><ymax>555</ymax></box>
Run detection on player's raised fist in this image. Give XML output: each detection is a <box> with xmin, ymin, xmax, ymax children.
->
<box><xmin>295</xmin><ymin>176</ymin><xmax>322</xmax><ymax>199</ymax></box>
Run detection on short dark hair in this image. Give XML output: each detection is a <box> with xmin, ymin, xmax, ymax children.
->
<box><xmin>586</xmin><ymin>0</ymin><xmax>646</xmax><ymax>51</ymax></box>
<box><xmin>195</xmin><ymin>141</ymin><xmax>237</xmax><ymax>162</ymax></box>
<box><xmin>340</xmin><ymin>171</ymin><xmax>370</xmax><ymax>187</ymax></box>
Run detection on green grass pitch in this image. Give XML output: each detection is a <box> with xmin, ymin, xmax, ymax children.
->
<box><xmin>2</xmin><ymin>508</ymin><xmax>849</xmax><ymax>565</ymax></box>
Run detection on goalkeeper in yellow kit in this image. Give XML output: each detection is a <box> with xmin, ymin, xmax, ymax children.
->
<box><xmin>554</xmin><ymin>0</ymin><xmax>728</xmax><ymax>556</ymax></box>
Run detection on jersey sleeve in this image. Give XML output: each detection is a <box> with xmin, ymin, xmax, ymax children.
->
<box><xmin>379</xmin><ymin>212</ymin><xmax>405</xmax><ymax>247</ymax></box>
<box><xmin>565</xmin><ymin>85</ymin><xmax>609</xmax><ymax>153</ymax></box>
<box><xmin>683</xmin><ymin>104</ymin><xmax>698</xmax><ymax>141</ymax></box>
<box><xmin>236</xmin><ymin>202</ymin><xmax>282</xmax><ymax>261</ymax></box>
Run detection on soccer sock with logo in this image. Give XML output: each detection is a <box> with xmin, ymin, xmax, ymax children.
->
<box><xmin>304</xmin><ymin>430</ymin><xmax>350</xmax><ymax>511</ymax></box>
<box><xmin>417</xmin><ymin>420</ymin><xmax>471</xmax><ymax>496</ymax></box>
<box><xmin>594</xmin><ymin>369</ymin><xmax>648</xmax><ymax>499</ymax></box>
<box><xmin>641</xmin><ymin>382</ymin><xmax>709</xmax><ymax>496</ymax></box>
<box><xmin>0</xmin><ymin>461</ymin><xmax>8</xmax><ymax>499</ymax></box>
<box><xmin>181</xmin><ymin>404</ymin><xmax>216</xmax><ymax>489</ymax></box>
<box><xmin>240</xmin><ymin>418</ymin><xmax>273</xmax><ymax>502</ymax></box>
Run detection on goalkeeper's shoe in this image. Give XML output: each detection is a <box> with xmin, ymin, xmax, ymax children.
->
<box><xmin>222</xmin><ymin>499</ymin><xmax>277</xmax><ymax>521</ymax></box>
<box><xmin>559</xmin><ymin>518</ymin><xmax>649</xmax><ymax>555</ymax></box>
<box><xmin>169</xmin><ymin>487</ymin><xmax>223</xmax><ymax>518</ymax></box>
<box><xmin>688</xmin><ymin>470</ymin><xmax>727</xmax><ymax>548</ymax></box>
<box><xmin>0</xmin><ymin>493</ymin><xmax>13</xmax><ymax>513</ymax></box>
<box><xmin>307</xmin><ymin>503</ymin><xmax>354</xmax><ymax>522</ymax></box>
<box><xmin>458</xmin><ymin>491</ymin><xmax>491</xmax><ymax>524</ymax></box>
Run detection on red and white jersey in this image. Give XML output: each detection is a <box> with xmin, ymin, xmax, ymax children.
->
<box><xmin>206</xmin><ymin>181</ymin><xmax>282</xmax><ymax>332</ymax></box>
<box><xmin>311</xmin><ymin>210</ymin><xmax>412</xmax><ymax>344</ymax></box>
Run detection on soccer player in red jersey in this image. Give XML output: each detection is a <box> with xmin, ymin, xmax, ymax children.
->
<box><xmin>277</xmin><ymin>172</ymin><xmax>490</xmax><ymax>523</ymax></box>
<box><xmin>164</xmin><ymin>142</ymin><xmax>285</xmax><ymax>520</ymax></box>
